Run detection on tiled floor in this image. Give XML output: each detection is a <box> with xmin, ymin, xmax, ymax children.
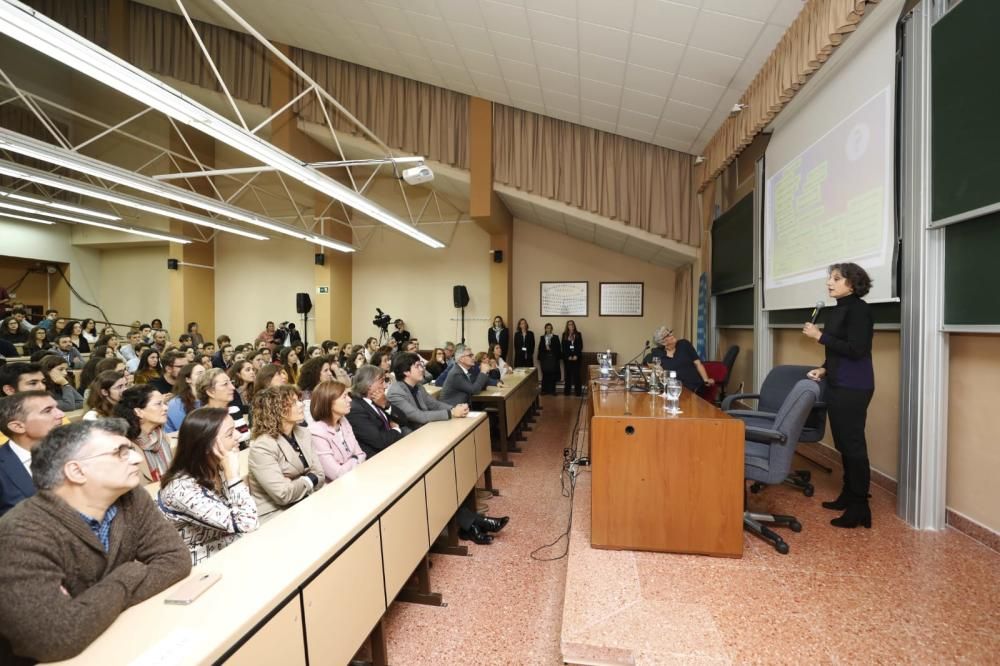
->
<box><xmin>384</xmin><ymin>395</ymin><xmax>1000</xmax><ymax>665</ymax></box>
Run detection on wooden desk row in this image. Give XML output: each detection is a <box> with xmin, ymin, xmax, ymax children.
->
<box><xmin>46</xmin><ymin>413</ymin><xmax>493</xmax><ymax>665</ymax></box>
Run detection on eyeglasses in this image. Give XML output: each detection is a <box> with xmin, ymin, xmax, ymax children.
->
<box><xmin>76</xmin><ymin>442</ymin><xmax>138</xmax><ymax>462</ymax></box>
<box><xmin>214</xmin><ymin>379</ymin><xmax>234</xmax><ymax>389</ymax></box>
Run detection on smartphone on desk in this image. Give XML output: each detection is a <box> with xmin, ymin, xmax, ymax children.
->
<box><xmin>165</xmin><ymin>572</ymin><xmax>221</xmax><ymax>605</ymax></box>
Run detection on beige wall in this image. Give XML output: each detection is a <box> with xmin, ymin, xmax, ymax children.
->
<box><xmin>512</xmin><ymin>219</ymin><xmax>677</xmax><ymax>355</ymax></box>
<box><xmin>716</xmin><ymin>328</ymin><xmax>754</xmax><ymax>397</ymax></box>
<box><xmin>947</xmin><ymin>334</ymin><xmax>1000</xmax><ymax>533</ymax></box>
<box><xmin>214</xmin><ymin>233</ymin><xmax>315</xmax><ymax>345</ymax></box>
<box><xmin>97</xmin><ymin>246</ymin><xmax>170</xmax><ymax>331</ymax></box>
<box><xmin>351</xmin><ymin>221</ymin><xmax>491</xmax><ymax>350</ymax></box>
<box><xmin>772</xmin><ymin>328</ymin><xmax>900</xmax><ymax>480</ymax></box>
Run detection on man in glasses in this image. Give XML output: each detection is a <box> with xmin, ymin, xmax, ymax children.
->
<box><xmin>148</xmin><ymin>350</ymin><xmax>186</xmax><ymax>395</ymax></box>
<box><xmin>0</xmin><ymin>391</ymin><xmax>65</xmax><ymax>517</ymax></box>
<box><xmin>0</xmin><ymin>418</ymin><xmax>190</xmax><ymax>664</ymax></box>
<box><xmin>439</xmin><ymin>344</ymin><xmax>491</xmax><ymax>407</ymax></box>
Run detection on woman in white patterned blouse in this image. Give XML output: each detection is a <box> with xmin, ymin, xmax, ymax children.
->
<box><xmin>158</xmin><ymin>407</ymin><xmax>259</xmax><ymax>564</ymax></box>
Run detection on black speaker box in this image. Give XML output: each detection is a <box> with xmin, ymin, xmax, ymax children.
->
<box><xmin>453</xmin><ymin>285</ymin><xmax>469</xmax><ymax>308</ymax></box>
<box><xmin>296</xmin><ymin>292</ymin><xmax>313</xmax><ymax>314</ymax></box>
<box><xmin>493</xmin><ymin>250</ymin><xmax>503</xmax><ymax>263</ymax></box>
<box><xmin>314</xmin><ymin>253</ymin><xmax>325</xmax><ymax>266</ymax></box>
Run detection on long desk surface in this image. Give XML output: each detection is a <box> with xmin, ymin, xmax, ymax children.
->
<box><xmin>470</xmin><ymin>368</ymin><xmax>539</xmax><ymax>467</ymax></box>
<box><xmin>589</xmin><ymin>381</ymin><xmax>745</xmax><ymax>558</ymax></box>
<box><xmin>46</xmin><ymin>412</ymin><xmax>491</xmax><ymax>665</ymax></box>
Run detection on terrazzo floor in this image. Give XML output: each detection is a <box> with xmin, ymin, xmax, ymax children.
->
<box><xmin>383</xmin><ymin>394</ymin><xmax>1000</xmax><ymax>665</ymax></box>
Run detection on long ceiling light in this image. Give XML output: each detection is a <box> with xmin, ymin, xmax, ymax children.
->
<box><xmin>0</xmin><ymin>0</ymin><xmax>443</xmax><ymax>250</ymax></box>
<box><xmin>0</xmin><ymin>185</ymin><xmax>121</xmax><ymax>220</ymax></box>
<box><xmin>0</xmin><ymin>128</ymin><xmax>354</xmax><ymax>252</ymax></box>
<box><xmin>0</xmin><ymin>210</ymin><xmax>55</xmax><ymax>225</ymax></box>
<box><xmin>0</xmin><ymin>199</ymin><xmax>191</xmax><ymax>243</ymax></box>
<box><xmin>0</xmin><ymin>159</ymin><xmax>268</xmax><ymax>241</ymax></box>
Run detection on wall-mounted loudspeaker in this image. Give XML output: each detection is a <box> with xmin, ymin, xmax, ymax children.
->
<box><xmin>296</xmin><ymin>292</ymin><xmax>313</xmax><ymax>314</ymax></box>
<box><xmin>453</xmin><ymin>285</ymin><xmax>469</xmax><ymax>308</ymax></box>
<box><xmin>493</xmin><ymin>250</ymin><xmax>503</xmax><ymax>263</ymax></box>
<box><xmin>167</xmin><ymin>259</ymin><xmax>179</xmax><ymax>270</ymax></box>
<box><xmin>314</xmin><ymin>253</ymin><xmax>325</xmax><ymax>266</ymax></box>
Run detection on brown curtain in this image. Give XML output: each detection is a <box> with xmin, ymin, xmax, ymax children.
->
<box><xmin>128</xmin><ymin>2</ymin><xmax>270</xmax><ymax>108</ymax></box>
<box><xmin>493</xmin><ymin>105</ymin><xmax>700</xmax><ymax>246</ymax></box>
<box><xmin>292</xmin><ymin>49</ymin><xmax>470</xmax><ymax>170</ymax></box>
<box><xmin>698</xmin><ymin>0</ymin><xmax>880</xmax><ymax>191</ymax></box>
<box><xmin>20</xmin><ymin>0</ymin><xmax>109</xmax><ymax>47</ymax></box>
<box><xmin>673</xmin><ymin>264</ymin><xmax>694</xmax><ymax>340</ymax></box>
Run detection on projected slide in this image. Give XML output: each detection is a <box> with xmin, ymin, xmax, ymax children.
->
<box><xmin>765</xmin><ymin>88</ymin><xmax>892</xmax><ymax>291</ymax></box>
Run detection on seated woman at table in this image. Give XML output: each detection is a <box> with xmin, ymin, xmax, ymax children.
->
<box><xmin>308</xmin><ymin>380</ymin><xmax>366</xmax><ymax>482</ymax></box>
<box><xmin>425</xmin><ymin>347</ymin><xmax>447</xmax><ymax>379</ymax></box>
<box><xmin>165</xmin><ymin>362</ymin><xmax>206</xmax><ymax>433</ymax></box>
<box><xmin>116</xmin><ymin>384</ymin><xmax>173</xmax><ymax>483</ymax></box>
<box><xmin>248</xmin><ymin>384</ymin><xmax>325</xmax><ymax>522</ymax></box>
<box><xmin>39</xmin><ymin>354</ymin><xmax>85</xmax><ymax>412</ymax></box>
<box><xmin>474</xmin><ymin>351</ymin><xmax>503</xmax><ymax>387</ymax></box>
<box><xmin>489</xmin><ymin>343</ymin><xmax>512</xmax><ymax>376</ymax></box>
<box><xmin>158</xmin><ymin>407</ymin><xmax>259</xmax><ymax>564</ymax></box>
<box><xmin>643</xmin><ymin>326</ymin><xmax>714</xmax><ymax>393</ymax></box>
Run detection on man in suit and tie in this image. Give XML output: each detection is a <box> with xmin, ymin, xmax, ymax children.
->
<box><xmin>0</xmin><ymin>391</ymin><xmax>66</xmax><ymax>517</ymax></box>
<box><xmin>440</xmin><ymin>345</ymin><xmax>491</xmax><ymax>407</ymax></box>
<box><xmin>345</xmin><ymin>365</ymin><xmax>410</xmax><ymax>459</ymax></box>
<box><xmin>386</xmin><ymin>352</ymin><xmax>469</xmax><ymax>425</ymax></box>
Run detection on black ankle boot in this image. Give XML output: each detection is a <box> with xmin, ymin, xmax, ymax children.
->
<box><xmin>821</xmin><ymin>491</ymin><xmax>849</xmax><ymax>511</ymax></box>
<box><xmin>830</xmin><ymin>503</ymin><xmax>871</xmax><ymax>529</ymax></box>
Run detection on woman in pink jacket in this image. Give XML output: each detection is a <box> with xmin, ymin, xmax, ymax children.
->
<box><xmin>308</xmin><ymin>380</ymin><xmax>366</xmax><ymax>482</ymax></box>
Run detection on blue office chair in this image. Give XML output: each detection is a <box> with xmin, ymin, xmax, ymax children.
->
<box><xmin>740</xmin><ymin>379</ymin><xmax>820</xmax><ymax>554</ymax></box>
<box><xmin>723</xmin><ymin>365</ymin><xmax>827</xmax><ymax>496</ymax></box>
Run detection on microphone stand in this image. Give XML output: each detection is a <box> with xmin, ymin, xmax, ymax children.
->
<box><xmin>619</xmin><ymin>342</ymin><xmax>650</xmax><ymax>392</ymax></box>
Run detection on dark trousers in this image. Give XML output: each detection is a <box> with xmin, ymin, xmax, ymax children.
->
<box><xmin>457</xmin><ymin>506</ymin><xmax>480</xmax><ymax>530</ymax></box>
<box><xmin>827</xmin><ymin>385</ymin><xmax>874</xmax><ymax>505</ymax></box>
<box><xmin>563</xmin><ymin>360</ymin><xmax>581</xmax><ymax>394</ymax></box>
<box><xmin>541</xmin><ymin>366</ymin><xmax>559</xmax><ymax>394</ymax></box>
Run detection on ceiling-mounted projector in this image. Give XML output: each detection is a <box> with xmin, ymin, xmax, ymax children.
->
<box><xmin>401</xmin><ymin>165</ymin><xmax>434</xmax><ymax>185</ymax></box>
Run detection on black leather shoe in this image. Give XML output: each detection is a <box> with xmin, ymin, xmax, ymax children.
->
<box><xmin>475</xmin><ymin>515</ymin><xmax>509</xmax><ymax>533</ymax></box>
<box><xmin>830</xmin><ymin>503</ymin><xmax>872</xmax><ymax>529</ymax></box>
<box><xmin>821</xmin><ymin>493</ymin><xmax>849</xmax><ymax>511</ymax></box>
<box><xmin>458</xmin><ymin>525</ymin><xmax>493</xmax><ymax>544</ymax></box>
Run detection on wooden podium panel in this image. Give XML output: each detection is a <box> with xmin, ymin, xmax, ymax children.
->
<box><xmin>590</xmin><ymin>387</ymin><xmax>744</xmax><ymax>557</ymax></box>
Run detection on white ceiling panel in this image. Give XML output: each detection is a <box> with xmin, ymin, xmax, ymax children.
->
<box><xmin>134</xmin><ymin>0</ymin><xmax>804</xmax><ymax>155</ymax></box>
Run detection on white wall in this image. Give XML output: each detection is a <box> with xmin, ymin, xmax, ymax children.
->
<box><xmin>97</xmin><ymin>245</ymin><xmax>171</xmax><ymax>330</ymax></box>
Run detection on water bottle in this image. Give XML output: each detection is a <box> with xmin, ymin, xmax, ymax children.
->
<box><xmin>665</xmin><ymin>371</ymin><xmax>682</xmax><ymax>414</ymax></box>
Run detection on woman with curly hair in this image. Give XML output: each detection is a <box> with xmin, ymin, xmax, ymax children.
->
<box><xmin>247</xmin><ymin>384</ymin><xmax>324</xmax><ymax>521</ymax></box>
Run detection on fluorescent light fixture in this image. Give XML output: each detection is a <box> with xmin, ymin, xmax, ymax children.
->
<box><xmin>0</xmin><ymin>186</ymin><xmax>120</xmax><ymax>220</ymax></box>
<box><xmin>0</xmin><ymin>128</ymin><xmax>354</xmax><ymax>251</ymax></box>
<box><xmin>0</xmin><ymin>199</ymin><xmax>191</xmax><ymax>243</ymax></box>
<box><xmin>0</xmin><ymin>211</ymin><xmax>55</xmax><ymax>225</ymax></box>
<box><xmin>0</xmin><ymin>159</ymin><xmax>268</xmax><ymax>241</ymax></box>
<box><xmin>0</xmin><ymin>2</ymin><xmax>437</xmax><ymax>250</ymax></box>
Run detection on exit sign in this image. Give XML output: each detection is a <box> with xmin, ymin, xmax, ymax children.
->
<box><xmin>317</xmin><ymin>286</ymin><xmax>329</xmax><ymax>294</ymax></box>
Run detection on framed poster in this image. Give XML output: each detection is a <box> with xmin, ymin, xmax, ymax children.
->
<box><xmin>600</xmin><ymin>282</ymin><xmax>644</xmax><ymax>316</ymax></box>
<box><xmin>540</xmin><ymin>281</ymin><xmax>588</xmax><ymax>317</ymax></box>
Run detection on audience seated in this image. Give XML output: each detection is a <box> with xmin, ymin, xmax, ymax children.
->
<box><xmin>228</xmin><ymin>359</ymin><xmax>256</xmax><ymax>408</ymax></box>
<box><xmin>297</xmin><ymin>355</ymin><xmax>334</xmax><ymax>401</ymax></box>
<box><xmin>0</xmin><ymin>391</ymin><xmax>65</xmax><ymax>516</ymax></box>
<box><xmin>186</xmin><ymin>321</ymin><xmax>205</xmax><ymax>348</ymax></box>
<box><xmin>80</xmin><ymin>319</ymin><xmax>99</xmax><ymax>345</ymax></box>
<box><xmin>158</xmin><ymin>407</ymin><xmax>259</xmax><ymax>564</ymax></box>
<box><xmin>387</xmin><ymin>352</ymin><xmax>469</xmax><ymax>426</ymax></box>
<box><xmin>345</xmin><ymin>347</ymin><xmax>367</xmax><ymax>376</ymax></box>
<box><xmin>440</xmin><ymin>345</ymin><xmax>491</xmax><ymax>407</ymax></box>
<box><xmin>490</xmin><ymin>344</ymin><xmax>511</xmax><ymax>376</ymax></box>
<box><xmin>248</xmin><ymin>385</ymin><xmax>324</xmax><ymax>522</ymax></box>
<box><xmin>60</xmin><ymin>320</ymin><xmax>90</xmax><ymax>354</ymax></box>
<box><xmin>253</xmin><ymin>364</ymin><xmax>287</xmax><ymax>396</ymax></box>
<box><xmin>308</xmin><ymin>380</ymin><xmax>366</xmax><ymax>482</ymax></box>
<box><xmin>53</xmin><ymin>334</ymin><xmax>85</xmax><ymax>369</ymax></box>
<box><xmin>1</xmin><ymin>316</ymin><xmax>30</xmax><ymax>345</ymax></box>
<box><xmin>116</xmin><ymin>385</ymin><xmax>173</xmax><ymax>483</ymax></box>
<box><xmin>0</xmin><ymin>419</ymin><xmax>191</xmax><ymax>664</ymax></box>
<box><xmin>83</xmin><ymin>371</ymin><xmax>127</xmax><ymax>421</ymax></box>
<box><xmin>0</xmin><ymin>337</ymin><xmax>17</xmax><ymax>359</ymax></box>
<box><xmin>134</xmin><ymin>348</ymin><xmax>162</xmax><ymax>385</ymax></box>
<box><xmin>279</xmin><ymin>347</ymin><xmax>301</xmax><ymax>385</ymax></box>
<box><xmin>345</xmin><ymin>365</ymin><xmax>410</xmax><ymax>459</ymax></box>
<box><xmin>39</xmin><ymin>355</ymin><xmax>85</xmax><ymax>412</ymax></box>
<box><xmin>149</xmin><ymin>350</ymin><xmax>185</xmax><ymax>395</ymax></box>
<box><xmin>165</xmin><ymin>363</ymin><xmax>205</xmax><ymax>433</ymax></box>
<box><xmin>370</xmin><ymin>350</ymin><xmax>393</xmax><ymax>380</ymax></box>
<box><xmin>1</xmin><ymin>363</ymin><xmax>46</xmax><ymax>397</ymax></box>
<box><xmin>197</xmin><ymin>368</ymin><xmax>250</xmax><ymax>446</ymax></box>
<box><xmin>119</xmin><ymin>330</ymin><xmax>142</xmax><ymax>368</ymax></box>
<box><xmin>22</xmin><ymin>327</ymin><xmax>50</xmax><ymax>356</ymax></box>
<box><xmin>474</xmin><ymin>351</ymin><xmax>503</xmax><ymax>387</ymax></box>
<box><xmin>35</xmin><ymin>309</ymin><xmax>58</xmax><ymax>333</ymax></box>
<box><xmin>425</xmin><ymin>348</ymin><xmax>447</xmax><ymax>379</ymax></box>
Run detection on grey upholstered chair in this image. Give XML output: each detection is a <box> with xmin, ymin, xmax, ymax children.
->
<box><xmin>723</xmin><ymin>364</ymin><xmax>828</xmax><ymax>496</ymax></box>
<box><xmin>739</xmin><ymin>378</ymin><xmax>820</xmax><ymax>554</ymax></box>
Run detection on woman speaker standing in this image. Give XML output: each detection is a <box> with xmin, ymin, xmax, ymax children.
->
<box><xmin>802</xmin><ymin>263</ymin><xmax>875</xmax><ymax>529</ymax></box>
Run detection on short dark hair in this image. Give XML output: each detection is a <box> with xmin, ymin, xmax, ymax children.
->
<box><xmin>297</xmin><ymin>356</ymin><xmax>330</xmax><ymax>393</ymax></box>
<box><xmin>0</xmin><ymin>390</ymin><xmax>52</xmax><ymax>438</ymax></box>
<box><xmin>114</xmin><ymin>384</ymin><xmax>159</xmax><ymax>439</ymax></box>
<box><xmin>0</xmin><ymin>363</ymin><xmax>43</xmax><ymax>393</ymax></box>
<box><xmin>160</xmin><ymin>407</ymin><xmax>229</xmax><ymax>492</ymax></box>
<box><xmin>309</xmin><ymin>380</ymin><xmax>348</xmax><ymax>423</ymax></box>
<box><xmin>161</xmin><ymin>350</ymin><xmax>185</xmax><ymax>370</ymax></box>
<box><xmin>829</xmin><ymin>262</ymin><xmax>873</xmax><ymax>298</ymax></box>
<box><xmin>392</xmin><ymin>352</ymin><xmax>422</xmax><ymax>381</ymax></box>
<box><xmin>32</xmin><ymin>418</ymin><xmax>129</xmax><ymax>490</ymax></box>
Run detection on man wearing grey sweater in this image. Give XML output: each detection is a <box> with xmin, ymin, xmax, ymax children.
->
<box><xmin>0</xmin><ymin>419</ymin><xmax>191</xmax><ymax>664</ymax></box>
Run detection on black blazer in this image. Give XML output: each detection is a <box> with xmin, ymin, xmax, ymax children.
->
<box><xmin>561</xmin><ymin>332</ymin><xmax>583</xmax><ymax>362</ymax></box>
<box><xmin>0</xmin><ymin>443</ymin><xmax>35</xmax><ymax>518</ymax></box>
<box><xmin>538</xmin><ymin>333</ymin><xmax>561</xmax><ymax>372</ymax></box>
<box><xmin>344</xmin><ymin>396</ymin><xmax>410</xmax><ymax>458</ymax></box>
<box><xmin>488</xmin><ymin>327</ymin><xmax>510</xmax><ymax>359</ymax></box>
<box><xmin>512</xmin><ymin>330</ymin><xmax>535</xmax><ymax>367</ymax></box>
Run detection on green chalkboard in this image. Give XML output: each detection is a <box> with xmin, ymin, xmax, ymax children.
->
<box><xmin>944</xmin><ymin>210</ymin><xmax>1000</xmax><ymax>325</ymax></box>
<box><xmin>715</xmin><ymin>288</ymin><xmax>754</xmax><ymax>327</ymax></box>
<box><xmin>711</xmin><ymin>193</ymin><xmax>754</xmax><ymax>294</ymax></box>
<box><xmin>931</xmin><ymin>0</ymin><xmax>1000</xmax><ymax>222</ymax></box>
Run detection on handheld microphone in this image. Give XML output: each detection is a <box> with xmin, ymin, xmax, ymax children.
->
<box><xmin>809</xmin><ymin>301</ymin><xmax>825</xmax><ymax>324</ymax></box>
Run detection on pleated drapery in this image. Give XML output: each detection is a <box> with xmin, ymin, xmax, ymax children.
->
<box><xmin>493</xmin><ymin>105</ymin><xmax>700</xmax><ymax>246</ymax></box>
<box><xmin>292</xmin><ymin>50</ymin><xmax>470</xmax><ymax>170</ymax></box>
<box><xmin>697</xmin><ymin>0</ymin><xmax>881</xmax><ymax>191</ymax></box>
<box><xmin>20</xmin><ymin>0</ymin><xmax>109</xmax><ymax>47</ymax></box>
